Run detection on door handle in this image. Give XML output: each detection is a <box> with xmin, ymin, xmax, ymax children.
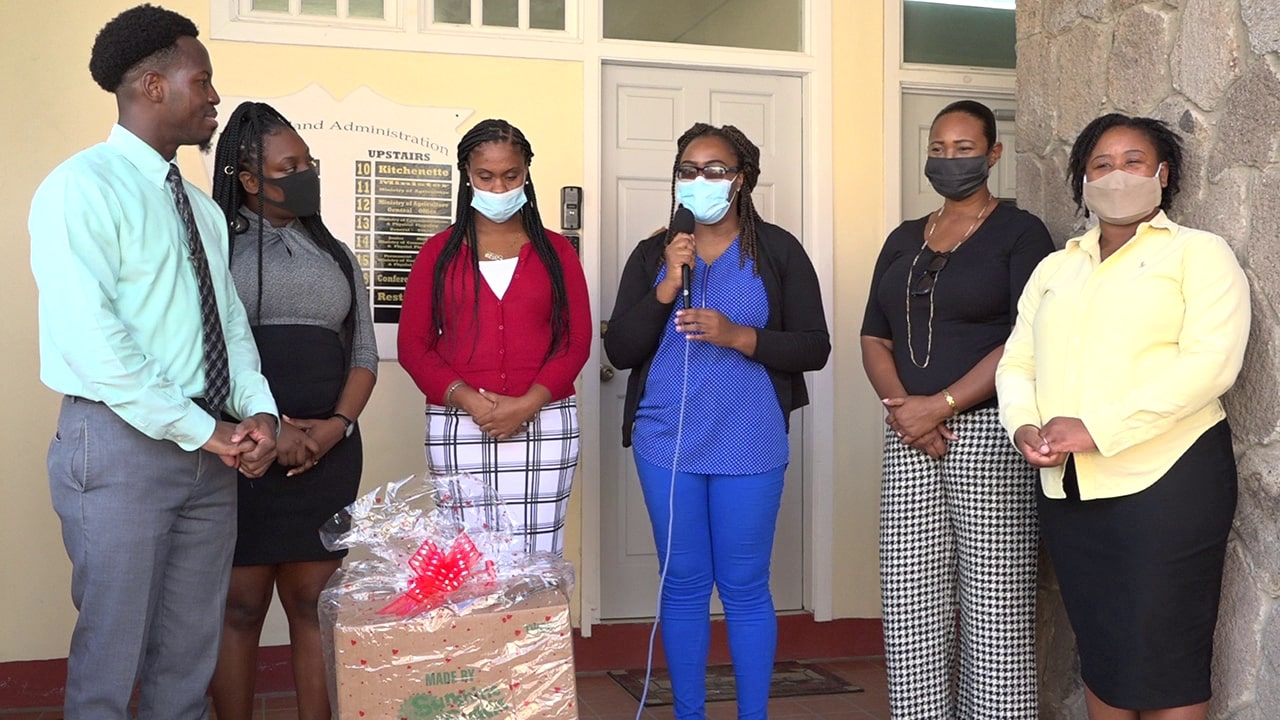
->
<box><xmin>600</xmin><ymin>365</ymin><xmax>616</xmax><ymax>382</ymax></box>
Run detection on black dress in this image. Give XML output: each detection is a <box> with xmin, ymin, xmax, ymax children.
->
<box><xmin>228</xmin><ymin>214</ymin><xmax>378</xmax><ymax>566</ymax></box>
<box><xmin>234</xmin><ymin>325</ymin><xmax>362</xmax><ymax>564</ymax></box>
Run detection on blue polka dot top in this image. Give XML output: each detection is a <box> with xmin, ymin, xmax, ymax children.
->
<box><xmin>632</xmin><ymin>238</ymin><xmax>789</xmax><ymax>475</ymax></box>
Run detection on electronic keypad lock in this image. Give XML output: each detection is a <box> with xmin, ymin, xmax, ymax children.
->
<box><xmin>561</xmin><ymin>186</ymin><xmax>582</xmax><ymax>230</ymax></box>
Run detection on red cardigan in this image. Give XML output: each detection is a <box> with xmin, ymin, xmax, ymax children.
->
<box><xmin>398</xmin><ymin>228</ymin><xmax>591</xmax><ymax>405</ymax></box>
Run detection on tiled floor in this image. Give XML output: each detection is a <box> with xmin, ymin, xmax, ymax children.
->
<box><xmin>0</xmin><ymin>658</ymin><xmax>889</xmax><ymax>720</ymax></box>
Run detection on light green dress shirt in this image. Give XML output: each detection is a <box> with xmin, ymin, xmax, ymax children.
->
<box><xmin>30</xmin><ymin>124</ymin><xmax>277</xmax><ymax>451</ymax></box>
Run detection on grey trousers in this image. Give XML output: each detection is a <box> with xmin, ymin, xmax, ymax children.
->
<box><xmin>49</xmin><ymin>396</ymin><xmax>236</xmax><ymax>720</ymax></box>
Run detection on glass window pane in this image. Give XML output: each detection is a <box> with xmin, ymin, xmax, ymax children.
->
<box><xmin>530</xmin><ymin>0</ymin><xmax>564</xmax><ymax>31</ymax></box>
<box><xmin>603</xmin><ymin>0</ymin><xmax>802</xmax><ymax>52</ymax></box>
<box><xmin>252</xmin><ymin>0</ymin><xmax>290</xmax><ymax>12</ymax></box>
<box><xmin>348</xmin><ymin>0</ymin><xmax>385</xmax><ymax>18</ymax></box>
<box><xmin>300</xmin><ymin>0</ymin><xmax>338</xmax><ymax>15</ymax></box>
<box><xmin>902</xmin><ymin>1</ymin><xmax>1015</xmax><ymax>68</ymax></box>
<box><xmin>434</xmin><ymin>0</ymin><xmax>470</xmax><ymax>24</ymax></box>
<box><xmin>482</xmin><ymin>0</ymin><xmax>518</xmax><ymax>28</ymax></box>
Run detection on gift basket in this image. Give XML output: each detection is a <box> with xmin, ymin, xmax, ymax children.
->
<box><xmin>318</xmin><ymin>473</ymin><xmax>578</xmax><ymax>720</ymax></box>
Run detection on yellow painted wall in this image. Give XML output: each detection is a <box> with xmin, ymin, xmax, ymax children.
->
<box><xmin>830</xmin><ymin>2</ymin><xmax>888</xmax><ymax>619</ymax></box>
<box><xmin>0</xmin><ymin>0</ymin><xmax>886</xmax><ymax>663</ymax></box>
<box><xmin>1</xmin><ymin>0</ymin><xmax>583</xmax><ymax>662</ymax></box>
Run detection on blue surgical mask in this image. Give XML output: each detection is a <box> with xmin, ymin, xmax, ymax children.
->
<box><xmin>470</xmin><ymin>184</ymin><xmax>528</xmax><ymax>223</ymax></box>
<box><xmin>676</xmin><ymin>177</ymin><xmax>738</xmax><ymax>225</ymax></box>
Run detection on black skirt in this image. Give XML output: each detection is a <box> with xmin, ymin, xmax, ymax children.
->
<box><xmin>233</xmin><ymin>325</ymin><xmax>362</xmax><ymax>566</ymax></box>
<box><xmin>1038</xmin><ymin>420</ymin><xmax>1236</xmax><ymax>710</ymax></box>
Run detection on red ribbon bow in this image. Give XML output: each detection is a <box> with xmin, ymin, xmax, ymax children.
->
<box><xmin>379</xmin><ymin>532</ymin><xmax>491</xmax><ymax>617</ymax></box>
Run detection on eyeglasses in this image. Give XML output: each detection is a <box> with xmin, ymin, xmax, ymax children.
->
<box><xmin>676</xmin><ymin>164</ymin><xmax>740</xmax><ymax>182</ymax></box>
<box><xmin>912</xmin><ymin>253</ymin><xmax>950</xmax><ymax>296</ymax></box>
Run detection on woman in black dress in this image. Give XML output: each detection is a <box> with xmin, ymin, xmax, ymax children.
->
<box><xmin>208</xmin><ymin>102</ymin><xmax>378</xmax><ymax>720</ymax></box>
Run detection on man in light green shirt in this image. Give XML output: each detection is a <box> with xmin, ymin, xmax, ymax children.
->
<box><xmin>28</xmin><ymin>6</ymin><xmax>278</xmax><ymax>719</ymax></box>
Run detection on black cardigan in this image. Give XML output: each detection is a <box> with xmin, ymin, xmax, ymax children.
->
<box><xmin>604</xmin><ymin>221</ymin><xmax>830</xmax><ymax>447</ymax></box>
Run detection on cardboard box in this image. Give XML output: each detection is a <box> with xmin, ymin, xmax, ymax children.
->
<box><xmin>329</xmin><ymin>587</ymin><xmax>578</xmax><ymax>720</ymax></box>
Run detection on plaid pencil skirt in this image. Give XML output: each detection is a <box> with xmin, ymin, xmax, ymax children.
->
<box><xmin>424</xmin><ymin>396</ymin><xmax>580</xmax><ymax>556</ymax></box>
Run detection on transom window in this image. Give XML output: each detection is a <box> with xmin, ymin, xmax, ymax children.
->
<box><xmin>249</xmin><ymin>0</ymin><xmax>390</xmax><ymax>20</ymax></box>
<box><xmin>907</xmin><ymin>0</ymin><xmax>1013</xmax><ymax>8</ymax></box>
<box><xmin>216</xmin><ymin>0</ymin><xmax>809</xmax><ymax>57</ymax></box>
<box><xmin>903</xmin><ymin>0</ymin><xmax>1015</xmax><ymax>69</ymax></box>
<box><xmin>432</xmin><ymin>0</ymin><xmax>567</xmax><ymax>31</ymax></box>
<box><xmin>602</xmin><ymin>0</ymin><xmax>804</xmax><ymax>53</ymax></box>
<box><xmin>236</xmin><ymin>0</ymin><xmax>571</xmax><ymax>33</ymax></box>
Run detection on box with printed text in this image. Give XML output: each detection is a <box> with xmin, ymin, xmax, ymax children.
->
<box><xmin>318</xmin><ymin>474</ymin><xmax>579</xmax><ymax>720</ymax></box>
<box><xmin>330</xmin><ymin>586</ymin><xmax>577</xmax><ymax>720</ymax></box>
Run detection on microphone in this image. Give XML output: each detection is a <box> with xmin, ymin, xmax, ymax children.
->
<box><xmin>672</xmin><ymin>206</ymin><xmax>695</xmax><ymax>310</ymax></box>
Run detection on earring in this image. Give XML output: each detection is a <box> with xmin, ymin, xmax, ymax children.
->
<box><xmin>232</xmin><ymin>215</ymin><xmax>249</xmax><ymax>234</ymax></box>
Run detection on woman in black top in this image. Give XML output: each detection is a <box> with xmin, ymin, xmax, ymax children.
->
<box><xmin>208</xmin><ymin>102</ymin><xmax>378</xmax><ymax>720</ymax></box>
<box><xmin>860</xmin><ymin>100</ymin><xmax>1053</xmax><ymax>720</ymax></box>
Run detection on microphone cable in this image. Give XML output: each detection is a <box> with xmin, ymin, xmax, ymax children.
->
<box><xmin>635</xmin><ymin>278</ymin><xmax>697</xmax><ymax>718</ymax></box>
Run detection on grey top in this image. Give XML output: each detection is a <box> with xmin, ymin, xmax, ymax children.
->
<box><xmin>230</xmin><ymin>211</ymin><xmax>379</xmax><ymax>374</ymax></box>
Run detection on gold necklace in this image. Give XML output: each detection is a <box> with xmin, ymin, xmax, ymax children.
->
<box><xmin>905</xmin><ymin>196</ymin><xmax>996</xmax><ymax>368</ymax></box>
<box><xmin>924</xmin><ymin>194</ymin><xmax>995</xmax><ymax>246</ymax></box>
<box><xmin>480</xmin><ymin>235</ymin><xmax>525</xmax><ymax>261</ymax></box>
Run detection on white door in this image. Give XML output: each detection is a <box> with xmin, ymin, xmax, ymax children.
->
<box><xmin>901</xmin><ymin>92</ymin><xmax>1017</xmax><ymax>221</ymax></box>
<box><xmin>598</xmin><ymin>64</ymin><xmax>805</xmax><ymax>620</ymax></box>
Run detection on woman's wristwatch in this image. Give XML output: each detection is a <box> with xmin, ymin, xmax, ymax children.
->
<box><xmin>332</xmin><ymin>413</ymin><xmax>355</xmax><ymax>438</ymax></box>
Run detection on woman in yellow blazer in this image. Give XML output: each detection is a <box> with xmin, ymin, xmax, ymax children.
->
<box><xmin>996</xmin><ymin>113</ymin><xmax>1249</xmax><ymax>720</ymax></box>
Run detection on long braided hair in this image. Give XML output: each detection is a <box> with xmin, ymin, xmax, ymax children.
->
<box><xmin>211</xmin><ymin>101</ymin><xmax>359</xmax><ymax>360</ymax></box>
<box><xmin>664</xmin><ymin>123</ymin><xmax>764</xmax><ymax>273</ymax></box>
<box><xmin>429</xmin><ymin>118</ymin><xmax>570</xmax><ymax>360</ymax></box>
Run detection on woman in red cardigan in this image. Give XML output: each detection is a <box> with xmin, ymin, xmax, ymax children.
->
<box><xmin>398</xmin><ymin>119</ymin><xmax>591</xmax><ymax>555</ymax></box>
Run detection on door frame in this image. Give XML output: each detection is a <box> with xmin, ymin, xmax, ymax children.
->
<box><xmin>899</xmin><ymin>89</ymin><xmax>1018</xmax><ymax>222</ymax></box>
<box><xmin>595</xmin><ymin>65</ymin><xmax>807</xmax><ymax>621</ymax></box>
<box><xmin>577</xmin><ymin>1</ymin><xmax>836</xmax><ymax>636</ymax></box>
<box><xmin>882</xmin><ymin>0</ymin><xmax>1015</xmax><ymax>230</ymax></box>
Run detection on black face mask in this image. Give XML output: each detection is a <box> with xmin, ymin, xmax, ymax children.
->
<box><xmin>263</xmin><ymin>168</ymin><xmax>321</xmax><ymax>218</ymax></box>
<box><xmin>924</xmin><ymin>156</ymin><xmax>990</xmax><ymax>200</ymax></box>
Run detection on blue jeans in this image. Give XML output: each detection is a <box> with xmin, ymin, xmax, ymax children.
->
<box><xmin>634</xmin><ymin>451</ymin><xmax>786</xmax><ymax>720</ymax></box>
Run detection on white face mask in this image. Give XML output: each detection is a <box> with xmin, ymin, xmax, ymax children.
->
<box><xmin>1082</xmin><ymin>163</ymin><xmax>1164</xmax><ymax>225</ymax></box>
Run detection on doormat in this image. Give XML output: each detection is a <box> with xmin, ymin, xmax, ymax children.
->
<box><xmin>607</xmin><ymin>661</ymin><xmax>862</xmax><ymax>706</ymax></box>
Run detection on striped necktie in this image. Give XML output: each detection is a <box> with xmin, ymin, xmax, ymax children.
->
<box><xmin>166</xmin><ymin>164</ymin><xmax>231</xmax><ymax>414</ymax></box>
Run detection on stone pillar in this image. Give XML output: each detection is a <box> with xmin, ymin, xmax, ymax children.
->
<box><xmin>1015</xmin><ymin>2</ymin><xmax>1280</xmax><ymax>718</ymax></box>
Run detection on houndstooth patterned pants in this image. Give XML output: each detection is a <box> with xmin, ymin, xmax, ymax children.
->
<box><xmin>879</xmin><ymin>407</ymin><xmax>1038</xmax><ymax>720</ymax></box>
